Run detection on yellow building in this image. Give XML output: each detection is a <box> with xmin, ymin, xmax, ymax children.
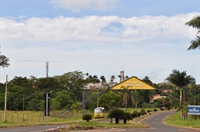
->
<box><xmin>111</xmin><ymin>76</ymin><xmax>155</xmax><ymax>90</ymax></box>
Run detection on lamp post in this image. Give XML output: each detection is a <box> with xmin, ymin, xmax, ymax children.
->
<box><xmin>4</xmin><ymin>75</ymin><xmax>8</xmax><ymax>122</ymax></box>
<box><xmin>97</xmin><ymin>87</ymin><xmax>99</xmax><ymax>107</ymax></box>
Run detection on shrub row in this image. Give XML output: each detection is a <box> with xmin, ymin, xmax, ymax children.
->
<box><xmin>82</xmin><ymin>108</ymin><xmax>158</xmax><ymax>122</ymax></box>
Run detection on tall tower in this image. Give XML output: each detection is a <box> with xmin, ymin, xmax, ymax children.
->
<box><xmin>46</xmin><ymin>62</ymin><xmax>49</xmax><ymax>78</ymax></box>
<box><xmin>120</xmin><ymin>66</ymin><xmax>124</xmax><ymax>82</ymax></box>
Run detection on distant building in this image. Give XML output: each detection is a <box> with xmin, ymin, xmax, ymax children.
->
<box><xmin>152</xmin><ymin>94</ymin><xmax>166</xmax><ymax>100</ymax></box>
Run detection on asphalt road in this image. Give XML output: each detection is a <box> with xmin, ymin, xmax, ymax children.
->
<box><xmin>72</xmin><ymin>110</ymin><xmax>200</xmax><ymax>132</ymax></box>
<box><xmin>0</xmin><ymin>124</ymin><xmax>67</xmax><ymax>132</ymax></box>
<box><xmin>141</xmin><ymin>110</ymin><xmax>200</xmax><ymax>132</ymax></box>
<box><xmin>1</xmin><ymin>110</ymin><xmax>199</xmax><ymax>132</ymax></box>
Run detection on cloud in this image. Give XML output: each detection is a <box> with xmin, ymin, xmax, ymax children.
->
<box><xmin>1</xmin><ymin>13</ymin><xmax>200</xmax><ymax>83</ymax></box>
<box><xmin>49</xmin><ymin>0</ymin><xmax>119</xmax><ymax>12</ymax></box>
<box><xmin>1</xmin><ymin>13</ymin><xmax>199</xmax><ymax>44</ymax></box>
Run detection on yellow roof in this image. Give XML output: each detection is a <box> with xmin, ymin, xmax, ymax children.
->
<box><xmin>111</xmin><ymin>76</ymin><xmax>155</xmax><ymax>90</ymax></box>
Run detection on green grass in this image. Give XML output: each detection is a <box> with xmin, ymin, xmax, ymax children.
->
<box><xmin>0</xmin><ymin>108</ymin><xmax>158</xmax><ymax>128</ymax></box>
<box><xmin>164</xmin><ymin>111</ymin><xmax>200</xmax><ymax>128</ymax></box>
<box><xmin>122</xmin><ymin>108</ymin><xmax>159</xmax><ymax>113</ymax></box>
<box><xmin>0</xmin><ymin>110</ymin><xmax>83</xmax><ymax>128</ymax></box>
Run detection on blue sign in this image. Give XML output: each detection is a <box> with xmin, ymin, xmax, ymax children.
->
<box><xmin>188</xmin><ymin>105</ymin><xmax>200</xmax><ymax>115</ymax></box>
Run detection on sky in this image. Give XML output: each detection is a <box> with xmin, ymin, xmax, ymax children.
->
<box><xmin>0</xmin><ymin>0</ymin><xmax>200</xmax><ymax>84</ymax></box>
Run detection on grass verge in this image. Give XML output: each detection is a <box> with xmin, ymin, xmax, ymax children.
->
<box><xmin>164</xmin><ymin>111</ymin><xmax>200</xmax><ymax>129</ymax></box>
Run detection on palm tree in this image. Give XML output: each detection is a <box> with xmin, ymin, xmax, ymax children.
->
<box><xmin>166</xmin><ymin>69</ymin><xmax>195</xmax><ymax>106</ymax></box>
<box><xmin>100</xmin><ymin>75</ymin><xmax>106</xmax><ymax>82</ymax></box>
<box><xmin>185</xmin><ymin>16</ymin><xmax>200</xmax><ymax>50</ymax></box>
<box><xmin>166</xmin><ymin>70</ymin><xmax>195</xmax><ymax>88</ymax></box>
<box><xmin>110</xmin><ymin>75</ymin><xmax>115</xmax><ymax>86</ymax></box>
<box><xmin>0</xmin><ymin>55</ymin><xmax>10</xmax><ymax>67</ymax></box>
<box><xmin>110</xmin><ymin>75</ymin><xmax>115</xmax><ymax>82</ymax></box>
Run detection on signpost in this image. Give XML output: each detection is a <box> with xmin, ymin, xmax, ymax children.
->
<box><xmin>44</xmin><ymin>93</ymin><xmax>50</xmax><ymax>132</ymax></box>
<box><xmin>188</xmin><ymin>105</ymin><xmax>200</xmax><ymax>115</ymax></box>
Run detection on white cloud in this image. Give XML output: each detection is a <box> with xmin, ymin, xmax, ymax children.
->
<box><xmin>1</xmin><ymin>13</ymin><xmax>200</xmax><ymax>83</ymax></box>
<box><xmin>1</xmin><ymin>13</ymin><xmax>199</xmax><ymax>43</ymax></box>
<box><xmin>49</xmin><ymin>0</ymin><xmax>119</xmax><ymax>12</ymax></box>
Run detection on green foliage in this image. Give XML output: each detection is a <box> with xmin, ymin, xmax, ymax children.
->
<box><xmin>147</xmin><ymin>110</ymin><xmax>152</xmax><ymax>113</ymax></box>
<box><xmin>185</xmin><ymin>16</ymin><xmax>200</xmax><ymax>50</ymax></box>
<box><xmin>0</xmin><ymin>55</ymin><xmax>10</xmax><ymax>67</ymax></box>
<box><xmin>98</xmin><ymin>91</ymin><xmax>121</xmax><ymax>110</ymax></box>
<box><xmin>0</xmin><ymin>69</ymin><xmax>199</xmax><ymax>112</ymax></box>
<box><xmin>164</xmin><ymin>111</ymin><xmax>200</xmax><ymax>128</ymax></box>
<box><xmin>132</xmin><ymin>110</ymin><xmax>140</xmax><ymax>118</ymax></box>
<box><xmin>166</xmin><ymin>69</ymin><xmax>195</xmax><ymax>88</ymax></box>
<box><xmin>140</xmin><ymin>108</ymin><xmax>146</xmax><ymax>115</ymax></box>
<box><xmin>82</xmin><ymin>114</ymin><xmax>93</xmax><ymax>122</ymax></box>
<box><xmin>153</xmin><ymin>109</ymin><xmax>158</xmax><ymax>112</ymax></box>
<box><xmin>51</xmin><ymin>90</ymin><xmax>73</xmax><ymax>110</ymax></box>
<box><xmin>125</xmin><ymin>112</ymin><xmax>133</xmax><ymax>120</ymax></box>
<box><xmin>108</xmin><ymin>108</ymin><xmax>125</xmax><ymax>119</ymax></box>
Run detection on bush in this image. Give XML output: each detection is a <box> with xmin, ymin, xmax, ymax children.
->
<box><xmin>147</xmin><ymin>110</ymin><xmax>152</xmax><ymax>113</ymax></box>
<box><xmin>147</xmin><ymin>110</ymin><xmax>152</xmax><ymax>115</ymax></box>
<box><xmin>132</xmin><ymin>110</ymin><xmax>139</xmax><ymax>118</ymax></box>
<box><xmin>108</xmin><ymin>108</ymin><xmax>125</xmax><ymax>119</ymax></box>
<box><xmin>108</xmin><ymin>108</ymin><xmax>125</xmax><ymax>124</ymax></box>
<box><xmin>132</xmin><ymin>110</ymin><xmax>138</xmax><ymax>118</ymax></box>
<box><xmin>140</xmin><ymin>108</ymin><xmax>146</xmax><ymax>115</ymax></box>
<box><xmin>82</xmin><ymin>114</ymin><xmax>93</xmax><ymax>122</ymax></box>
<box><xmin>153</xmin><ymin>109</ymin><xmax>158</xmax><ymax>112</ymax></box>
<box><xmin>125</xmin><ymin>112</ymin><xmax>133</xmax><ymax>120</ymax></box>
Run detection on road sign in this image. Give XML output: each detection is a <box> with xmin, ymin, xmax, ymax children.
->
<box><xmin>44</xmin><ymin>93</ymin><xmax>50</xmax><ymax>116</ymax></box>
<box><xmin>188</xmin><ymin>105</ymin><xmax>200</xmax><ymax>115</ymax></box>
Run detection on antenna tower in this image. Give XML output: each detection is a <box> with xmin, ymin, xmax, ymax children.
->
<box><xmin>46</xmin><ymin>62</ymin><xmax>49</xmax><ymax>78</ymax></box>
<box><xmin>120</xmin><ymin>65</ymin><xmax>124</xmax><ymax>82</ymax></box>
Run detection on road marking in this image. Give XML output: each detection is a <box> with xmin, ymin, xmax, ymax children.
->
<box><xmin>179</xmin><ymin>129</ymin><xmax>188</xmax><ymax>131</ymax></box>
<box><xmin>115</xmin><ymin>129</ymin><xmax>127</xmax><ymax>131</ymax></box>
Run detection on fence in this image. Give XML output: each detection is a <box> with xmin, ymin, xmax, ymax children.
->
<box><xmin>0</xmin><ymin>110</ymin><xmax>83</xmax><ymax>123</ymax></box>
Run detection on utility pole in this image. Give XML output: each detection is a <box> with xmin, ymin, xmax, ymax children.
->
<box><xmin>46</xmin><ymin>62</ymin><xmax>49</xmax><ymax>78</ymax></box>
<box><xmin>4</xmin><ymin>75</ymin><xmax>8</xmax><ymax>122</ymax></box>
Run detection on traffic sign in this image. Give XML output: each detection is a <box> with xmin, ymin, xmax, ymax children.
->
<box><xmin>188</xmin><ymin>105</ymin><xmax>200</xmax><ymax>115</ymax></box>
<box><xmin>44</xmin><ymin>93</ymin><xmax>50</xmax><ymax>116</ymax></box>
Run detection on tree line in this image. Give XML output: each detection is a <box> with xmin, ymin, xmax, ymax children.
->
<box><xmin>0</xmin><ymin>69</ymin><xmax>199</xmax><ymax>112</ymax></box>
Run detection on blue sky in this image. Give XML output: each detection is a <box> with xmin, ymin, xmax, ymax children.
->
<box><xmin>1</xmin><ymin>0</ymin><xmax>200</xmax><ymax>84</ymax></box>
<box><xmin>1</xmin><ymin>1</ymin><xmax>199</xmax><ymax>17</ymax></box>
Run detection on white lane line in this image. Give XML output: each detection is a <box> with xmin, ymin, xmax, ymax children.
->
<box><xmin>115</xmin><ymin>129</ymin><xmax>127</xmax><ymax>131</ymax></box>
<box><xmin>179</xmin><ymin>129</ymin><xmax>188</xmax><ymax>131</ymax></box>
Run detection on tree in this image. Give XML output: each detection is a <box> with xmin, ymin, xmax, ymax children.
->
<box><xmin>185</xmin><ymin>16</ymin><xmax>200</xmax><ymax>50</ymax></box>
<box><xmin>166</xmin><ymin>70</ymin><xmax>195</xmax><ymax>88</ymax></box>
<box><xmin>166</xmin><ymin>69</ymin><xmax>195</xmax><ymax>108</ymax></box>
<box><xmin>143</xmin><ymin>76</ymin><xmax>153</xmax><ymax>85</ymax></box>
<box><xmin>86</xmin><ymin>75</ymin><xmax>100</xmax><ymax>84</ymax></box>
<box><xmin>120</xmin><ymin>86</ymin><xmax>131</xmax><ymax>110</ymax></box>
<box><xmin>110</xmin><ymin>75</ymin><xmax>115</xmax><ymax>81</ymax></box>
<box><xmin>132</xmin><ymin>90</ymin><xmax>140</xmax><ymax>108</ymax></box>
<box><xmin>100</xmin><ymin>75</ymin><xmax>106</xmax><ymax>86</ymax></box>
<box><xmin>82</xmin><ymin>114</ymin><xmax>92</xmax><ymax>122</ymax></box>
<box><xmin>56</xmin><ymin>71</ymin><xmax>87</xmax><ymax>101</ymax></box>
<box><xmin>100</xmin><ymin>75</ymin><xmax>106</xmax><ymax>83</ymax></box>
<box><xmin>0</xmin><ymin>55</ymin><xmax>10</xmax><ymax>67</ymax></box>
<box><xmin>108</xmin><ymin>108</ymin><xmax>125</xmax><ymax>124</ymax></box>
<box><xmin>110</xmin><ymin>75</ymin><xmax>115</xmax><ymax>86</ymax></box>
<box><xmin>98</xmin><ymin>91</ymin><xmax>121</xmax><ymax>110</ymax></box>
